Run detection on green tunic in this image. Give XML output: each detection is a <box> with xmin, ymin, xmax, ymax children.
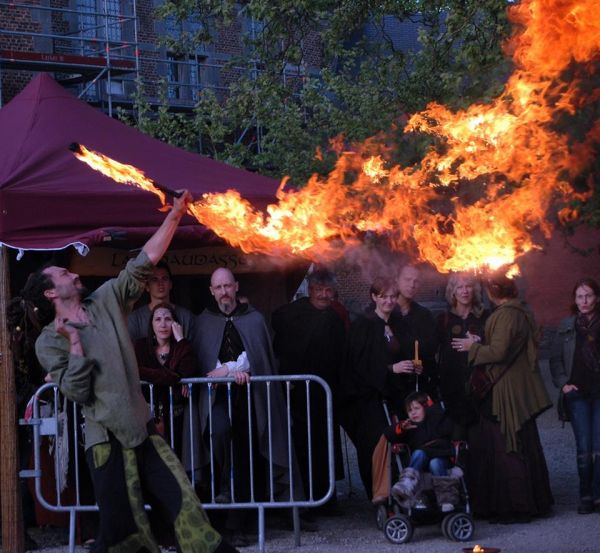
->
<box><xmin>35</xmin><ymin>251</ymin><xmax>154</xmax><ymax>449</ymax></box>
<box><xmin>468</xmin><ymin>299</ymin><xmax>551</xmax><ymax>453</ymax></box>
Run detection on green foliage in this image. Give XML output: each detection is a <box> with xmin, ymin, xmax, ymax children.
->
<box><xmin>129</xmin><ymin>0</ymin><xmax>512</xmax><ymax>185</ymax></box>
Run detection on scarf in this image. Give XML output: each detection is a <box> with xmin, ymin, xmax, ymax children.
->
<box><xmin>575</xmin><ymin>312</ymin><xmax>600</xmax><ymax>374</ymax></box>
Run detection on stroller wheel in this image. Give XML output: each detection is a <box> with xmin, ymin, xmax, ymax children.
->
<box><xmin>444</xmin><ymin>512</ymin><xmax>474</xmax><ymax>542</ymax></box>
<box><xmin>441</xmin><ymin>514</ymin><xmax>452</xmax><ymax>540</ymax></box>
<box><xmin>375</xmin><ymin>504</ymin><xmax>387</xmax><ymax>530</ymax></box>
<box><xmin>384</xmin><ymin>514</ymin><xmax>413</xmax><ymax>544</ymax></box>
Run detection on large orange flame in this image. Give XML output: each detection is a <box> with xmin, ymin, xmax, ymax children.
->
<box><xmin>73</xmin><ymin>144</ymin><xmax>167</xmax><ymax>206</ymax></box>
<box><xmin>74</xmin><ymin>0</ymin><xmax>599</xmax><ymax>273</ymax></box>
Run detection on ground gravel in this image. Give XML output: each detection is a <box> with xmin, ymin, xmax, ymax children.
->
<box><xmin>11</xmin><ymin>361</ymin><xmax>600</xmax><ymax>553</ymax></box>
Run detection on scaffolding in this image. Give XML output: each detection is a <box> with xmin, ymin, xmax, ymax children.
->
<box><xmin>0</xmin><ymin>1</ymin><xmax>242</xmax><ymax>115</ymax></box>
<box><xmin>0</xmin><ymin>0</ymin><xmax>144</xmax><ymax>114</ymax></box>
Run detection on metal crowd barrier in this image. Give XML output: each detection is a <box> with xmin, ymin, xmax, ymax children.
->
<box><xmin>19</xmin><ymin>375</ymin><xmax>335</xmax><ymax>553</ymax></box>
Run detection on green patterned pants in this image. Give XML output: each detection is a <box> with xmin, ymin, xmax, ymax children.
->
<box><xmin>86</xmin><ymin>429</ymin><xmax>222</xmax><ymax>553</ymax></box>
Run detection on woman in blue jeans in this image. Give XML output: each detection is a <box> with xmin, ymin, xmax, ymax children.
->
<box><xmin>550</xmin><ymin>277</ymin><xmax>600</xmax><ymax>514</ymax></box>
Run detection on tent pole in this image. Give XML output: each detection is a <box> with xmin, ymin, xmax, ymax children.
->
<box><xmin>0</xmin><ymin>246</ymin><xmax>24</xmax><ymax>553</ymax></box>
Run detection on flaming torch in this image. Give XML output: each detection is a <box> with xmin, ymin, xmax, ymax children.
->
<box><xmin>69</xmin><ymin>143</ymin><xmax>182</xmax><ymax>208</ymax></box>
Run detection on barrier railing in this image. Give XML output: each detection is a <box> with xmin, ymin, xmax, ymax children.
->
<box><xmin>19</xmin><ymin>375</ymin><xmax>335</xmax><ymax>553</ymax></box>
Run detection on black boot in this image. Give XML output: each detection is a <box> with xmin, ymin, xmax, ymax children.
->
<box><xmin>577</xmin><ymin>497</ymin><xmax>594</xmax><ymax>514</ymax></box>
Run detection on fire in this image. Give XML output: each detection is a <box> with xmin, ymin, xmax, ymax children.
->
<box><xmin>473</xmin><ymin>546</ymin><xmax>484</xmax><ymax>553</ymax></box>
<box><xmin>72</xmin><ymin>144</ymin><xmax>167</xmax><ymax>206</ymax></box>
<box><xmin>73</xmin><ymin>0</ymin><xmax>599</xmax><ymax>273</ymax></box>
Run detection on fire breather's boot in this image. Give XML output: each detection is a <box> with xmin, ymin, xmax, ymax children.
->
<box><xmin>391</xmin><ymin>467</ymin><xmax>420</xmax><ymax>506</ymax></box>
<box><xmin>432</xmin><ymin>475</ymin><xmax>461</xmax><ymax>513</ymax></box>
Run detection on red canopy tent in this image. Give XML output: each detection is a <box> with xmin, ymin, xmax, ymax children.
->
<box><xmin>0</xmin><ymin>73</ymin><xmax>279</xmax><ymax>253</ymax></box>
<box><xmin>0</xmin><ymin>74</ymin><xmax>282</xmax><ymax>551</ymax></box>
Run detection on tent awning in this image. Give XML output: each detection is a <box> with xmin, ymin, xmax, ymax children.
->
<box><xmin>0</xmin><ymin>74</ymin><xmax>279</xmax><ymax>254</ymax></box>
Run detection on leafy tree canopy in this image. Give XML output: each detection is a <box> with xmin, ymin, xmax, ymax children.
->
<box><xmin>123</xmin><ymin>0</ymin><xmax>512</xmax><ymax>186</ymax></box>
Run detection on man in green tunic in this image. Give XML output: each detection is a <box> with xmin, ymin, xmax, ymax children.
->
<box><xmin>29</xmin><ymin>192</ymin><xmax>238</xmax><ymax>553</ymax></box>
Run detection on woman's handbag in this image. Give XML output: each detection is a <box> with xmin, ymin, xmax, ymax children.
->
<box><xmin>557</xmin><ymin>390</ymin><xmax>570</xmax><ymax>423</ymax></box>
<box><xmin>468</xmin><ymin>366</ymin><xmax>495</xmax><ymax>401</ymax></box>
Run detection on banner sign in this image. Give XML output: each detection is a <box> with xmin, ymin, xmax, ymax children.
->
<box><xmin>70</xmin><ymin>247</ymin><xmax>294</xmax><ymax>276</ymax></box>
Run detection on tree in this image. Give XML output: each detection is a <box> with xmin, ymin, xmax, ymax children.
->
<box><xmin>126</xmin><ymin>0</ymin><xmax>512</xmax><ymax>185</ymax></box>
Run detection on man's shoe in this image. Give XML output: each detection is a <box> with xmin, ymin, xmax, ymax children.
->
<box><xmin>578</xmin><ymin>498</ymin><xmax>594</xmax><ymax>514</ymax></box>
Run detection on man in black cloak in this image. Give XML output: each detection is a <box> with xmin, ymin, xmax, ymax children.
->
<box><xmin>271</xmin><ymin>268</ymin><xmax>347</xmax><ymax>516</ymax></box>
<box><xmin>183</xmin><ymin>268</ymin><xmax>302</xmax><ymax>545</ymax></box>
<box><xmin>396</xmin><ymin>265</ymin><xmax>439</xmax><ymax>397</ymax></box>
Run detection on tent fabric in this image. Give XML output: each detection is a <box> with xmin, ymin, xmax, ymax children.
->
<box><xmin>0</xmin><ymin>74</ymin><xmax>279</xmax><ymax>253</ymax></box>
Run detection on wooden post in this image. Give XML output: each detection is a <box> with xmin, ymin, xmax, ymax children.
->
<box><xmin>0</xmin><ymin>245</ymin><xmax>24</xmax><ymax>553</ymax></box>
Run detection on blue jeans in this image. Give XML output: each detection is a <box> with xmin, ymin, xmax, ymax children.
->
<box><xmin>565</xmin><ymin>388</ymin><xmax>600</xmax><ymax>501</ymax></box>
<box><xmin>409</xmin><ymin>449</ymin><xmax>448</xmax><ymax>476</ymax></box>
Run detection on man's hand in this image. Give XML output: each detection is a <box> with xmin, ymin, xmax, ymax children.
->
<box><xmin>232</xmin><ymin>371</ymin><xmax>250</xmax><ymax>385</ymax></box>
<box><xmin>207</xmin><ymin>366</ymin><xmax>229</xmax><ymax>378</ymax></box>
<box><xmin>55</xmin><ymin>319</ymin><xmax>83</xmax><ymax>355</ymax></box>
<box><xmin>562</xmin><ymin>383</ymin><xmax>578</xmax><ymax>394</ymax></box>
<box><xmin>172</xmin><ymin>190</ymin><xmax>192</xmax><ymax>217</ymax></box>
<box><xmin>143</xmin><ymin>189</ymin><xmax>193</xmax><ymax>265</ymax></box>
<box><xmin>55</xmin><ymin>318</ymin><xmax>79</xmax><ymax>340</ymax></box>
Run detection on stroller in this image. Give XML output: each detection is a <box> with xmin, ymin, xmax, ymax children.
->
<box><xmin>375</xmin><ymin>402</ymin><xmax>475</xmax><ymax>545</ymax></box>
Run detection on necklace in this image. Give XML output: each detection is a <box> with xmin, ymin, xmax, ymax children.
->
<box><xmin>157</xmin><ymin>349</ymin><xmax>169</xmax><ymax>364</ymax></box>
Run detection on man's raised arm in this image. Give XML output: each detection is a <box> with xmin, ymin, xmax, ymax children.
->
<box><xmin>142</xmin><ymin>190</ymin><xmax>192</xmax><ymax>265</ymax></box>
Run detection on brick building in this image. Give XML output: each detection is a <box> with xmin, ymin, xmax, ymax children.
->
<box><xmin>0</xmin><ymin>0</ymin><xmax>322</xmax><ymax>112</ymax></box>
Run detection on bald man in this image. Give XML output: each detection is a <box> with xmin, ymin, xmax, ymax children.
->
<box><xmin>183</xmin><ymin>268</ymin><xmax>300</xmax><ymax>545</ymax></box>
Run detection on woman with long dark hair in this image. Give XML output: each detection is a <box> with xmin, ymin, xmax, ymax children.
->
<box><xmin>134</xmin><ymin>302</ymin><xmax>196</xmax><ymax>456</ymax></box>
<box><xmin>452</xmin><ymin>274</ymin><xmax>553</xmax><ymax>523</ymax></box>
<box><xmin>550</xmin><ymin>277</ymin><xmax>600</xmax><ymax>514</ymax></box>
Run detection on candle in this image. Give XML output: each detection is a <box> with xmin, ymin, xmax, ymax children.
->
<box><xmin>414</xmin><ymin>340</ymin><xmax>420</xmax><ymax>391</ymax></box>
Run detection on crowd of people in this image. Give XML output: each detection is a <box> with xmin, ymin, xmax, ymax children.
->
<box><xmin>8</xmin><ymin>191</ymin><xmax>600</xmax><ymax>550</ymax></box>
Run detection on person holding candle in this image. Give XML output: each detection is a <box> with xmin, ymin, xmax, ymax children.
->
<box><xmin>437</xmin><ymin>273</ymin><xmax>490</xmax><ymax>441</ymax></box>
<box><xmin>549</xmin><ymin>277</ymin><xmax>600</xmax><ymax>515</ymax></box>
<box><xmin>396</xmin><ymin>265</ymin><xmax>439</xmax><ymax>398</ymax></box>
<box><xmin>340</xmin><ymin>276</ymin><xmax>422</xmax><ymax>498</ymax></box>
<box><xmin>451</xmin><ymin>273</ymin><xmax>553</xmax><ymax>523</ymax></box>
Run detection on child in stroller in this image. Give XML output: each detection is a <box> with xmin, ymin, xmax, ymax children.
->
<box><xmin>372</xmin><ymin>391</ymin><xmax>474</xmax><ymax>544</ymax></box>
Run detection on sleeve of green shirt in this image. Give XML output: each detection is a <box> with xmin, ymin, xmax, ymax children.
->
<box><xmin>35</xmin><ymin>332</ymin><xmax>97</xmax><ymax>404</ymax></box>
<box><xmin>104</xmin><ymin>250</ymin><xmax>155</xmax><ymax>314</ymax></box>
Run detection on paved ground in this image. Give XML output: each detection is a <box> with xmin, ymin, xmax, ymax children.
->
<box><xmin>12</xmin><ymin>362</ymin><xmax>600</xmax><ymax>552</ymax></box>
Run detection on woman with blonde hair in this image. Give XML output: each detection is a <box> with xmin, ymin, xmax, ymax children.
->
<box><xmin>437</xmin><ymin>273</ymin><xmax>489</xmax><ymax>440</ymax></box>
<box><xmin>452</xmin><ymin>274</ymin><xmax>553</xmax><ymax>523</ymax></box>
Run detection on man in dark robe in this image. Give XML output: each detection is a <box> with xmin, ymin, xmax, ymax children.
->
<box><xmin>271</xmin><ymin>268</ymin><xmax>346</xmax><ymax>516</ymax></box>
<box><xmin>396</xmin><ymin>265</ymin><xmax>439</xmax><ymax>399</ymax></box>
<box><xmin>183</xmin><ymin>268</ymin><xmax>302</xmax><ymax>545</ymax></box>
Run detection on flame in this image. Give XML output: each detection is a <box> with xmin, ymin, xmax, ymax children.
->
<box><xmin>73</xmin><ymin>144</ymin><xmax>167</xmax><ymax>206</ymax></box>
<box><xmin>73</xmin><ymin>0</ymin><xmax>599</xmax><ymax>274</ymax></box>
<box><xmin>473</xmin><ymin>546</ymin><xmax>484</xmax><ymax>553</ymax></box>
